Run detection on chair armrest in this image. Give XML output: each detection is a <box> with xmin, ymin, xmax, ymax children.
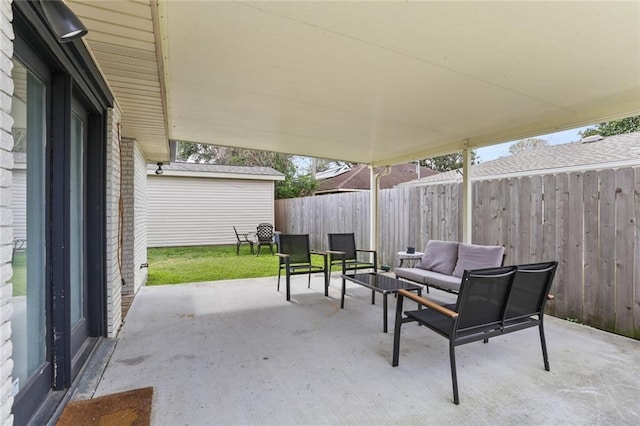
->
<box><xmin>275</xmin><ymin>253</ymin><xmax>289</xmax><ymax>258</ymax></box>
<box><xmin>310</xmin><ymin>250</ymin><xmax>327</xmax><ymax>256</ymax></box>
<box><xmin>397</xmin><ymin>289</ymin><xmax>459</xmax><ymax>318</ymax></box>
<box><xmin>326</xmin><ymin>250</ymin><xmax>346</xmax><ymax>256</ymax></box>
<box><xmin>356</xmin><ymin>249</ymin><xmax>376</xmax><ymax>254</ymax></box>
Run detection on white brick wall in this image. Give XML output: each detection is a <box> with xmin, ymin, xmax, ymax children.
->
<box><xmin>121</xmin><ymin>139</ymin><xmax>148</xmax><ymax>296</ymax></box>
<box><xmin>104</xmin><ymin>107</ymin><xmax>123</xmax><ymax>338</ymax></box>
<box><xmin>133</xmin><ymin>142</ymin><xmax>147</xmax><ymax>292</ymax></box>
<box><xmin>0</xmin><ymin>1</ymin><xmax>13</xmax><ymax>424</ymax></box>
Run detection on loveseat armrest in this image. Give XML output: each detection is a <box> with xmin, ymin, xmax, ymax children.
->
<box><xmin>397</xmin><ymin>289</ymin><xmax>458</xmax><ymax>318</ymax></box>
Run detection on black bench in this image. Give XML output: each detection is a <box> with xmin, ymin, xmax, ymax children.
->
<box><xmin>392</xmin><ymin>261</ymin><xmax>558</xmax><ymax>404</ymax></box>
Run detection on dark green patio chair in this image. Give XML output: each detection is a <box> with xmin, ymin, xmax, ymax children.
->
<box><xmin>327</xmin><ymin>233</ymin><xmax>377</xmax><ymax>277</ymax></box>
<box><xmin>233</xmin><ymin>226</ymin><xmax>255</xmax><ymax>255</ymax></box>
<box><xmin>255</xmin><ymin>223</ymin><xmax>276</xmax><ymax>255</ymax></box>
<box><xmin>276</xmin><ymin>234</ymin><xmax>328</xmax><ymax>301</ymax></box>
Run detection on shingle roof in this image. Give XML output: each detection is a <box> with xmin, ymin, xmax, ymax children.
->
<box><xmin>316</xmin><ymin>163</ymin><xmax>438</xmax><ymax>193</ymax></box>
<box><xmin>147</xmin><ymin>162</ymin><xmax>285</xmax><ymax>178</ymax></box>
<box><xmin>402</xmin><ymin>132</ymin><xmax>640</xmax><ymax>186</ymax></box>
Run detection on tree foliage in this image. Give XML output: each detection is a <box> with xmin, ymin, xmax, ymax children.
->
<box><xmin>176</xmin><ymin>142</ymin><xmax>316</xmax><ymax>199</ymax></box>
<box><xmin>508</xmin><ymin>138</ymin><xmax>549</xmax><ymax>155</ymax></box>
<box><xmin>579</xmin><ymin>116</ymin><xmax>640</xmax><ymax>138</ymax></box>
<box><xmin>419</xmin><ymin>151</ymin><xmax>479</xmax><ymax>172</ymax></box>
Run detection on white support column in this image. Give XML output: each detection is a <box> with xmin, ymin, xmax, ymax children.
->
<box><xmin>461</xmin><ymin>141</ymin><xmax>473</xmax><ymax>243</ymax></box>
<box><xmin>369</xmin><ymin>165</ymin><xmax>391</xmax><ymax>255</ymax></box>
<box><xmin>369</xmin><ymin>166</ymin><xmax>378</xmax><ymax>252</ymax></box>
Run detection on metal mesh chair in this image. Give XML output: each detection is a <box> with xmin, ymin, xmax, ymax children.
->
<box><xmin>327</xmin><ymin>233</ymin><xmax>377</xmax><ymax>276</ymax></box>
<box><xmin>255</xmin><ymin>223</ymin><xmax>275</xmax><ymax>256</ymax></box>
<box><xmin>276</xmin><ymin>234</ymin><xmax>328</xmax><ymax>301</ymax></box>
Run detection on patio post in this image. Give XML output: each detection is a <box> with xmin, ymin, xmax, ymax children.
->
<box><xmin>462</xmin><ymin>141</ymin><xmax>472</xmax><ymax>243</ymax></box>
<box><xmin>369</xmin><ymin>165</ymin><xmax>390</xmax><ymax>259</ymax></box>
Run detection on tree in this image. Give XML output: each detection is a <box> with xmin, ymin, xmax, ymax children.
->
<box><xmin>579</xmin><ymin>115</ymin><xmax>640</xmax><ymax>138</ymax></box>
<box><xmin>508</xmin><ymin>138</ymin><xmax>549</xmax><ymax>155</ymax></box>
<box><xmin>419</xmin><ymin>151</ymin><xmax>479</xmax><ymax>172</ymax></box>
<box><xmin>176</xmin><ymin>142</ymin><xmax>316</xmax><ymax>199</ymax></box>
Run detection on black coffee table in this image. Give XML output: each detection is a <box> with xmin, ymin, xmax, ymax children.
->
<box><xmin>341</xmin><ymin>273</ymin><xmax>422</xmax><ymax>332</ymax></box>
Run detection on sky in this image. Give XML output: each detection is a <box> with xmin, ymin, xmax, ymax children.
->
<box><xmin>475</xmin><ymin>125</ymin><xmax>592</xmax><ymax>162</ymax></box>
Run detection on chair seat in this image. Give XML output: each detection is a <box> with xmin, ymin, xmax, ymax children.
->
<box><xmin>286</xmin><ymin>263</ymin><xmax>325</xmax><ymax>274</ymax></box>
<box><xmin>331</xmin><ymin>259</ymin><xmax>374</xmax><ymax>270</ymax></box>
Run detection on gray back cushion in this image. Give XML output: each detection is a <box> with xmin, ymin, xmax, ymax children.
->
<box><xmin>452</xmin><ymin>243</ymin><xmax>505</xmax><ymax>278</ymax></box>
<box><xmin>417</xmin><ymin>240</ymin><xmax>459</xmax><ymax>275</ymax></box>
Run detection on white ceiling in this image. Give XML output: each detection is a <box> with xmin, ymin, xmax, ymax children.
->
<box><xmin>71</xmin><ymin>1</ymin><xmax>640</xmax><ymax>165</ymax></box>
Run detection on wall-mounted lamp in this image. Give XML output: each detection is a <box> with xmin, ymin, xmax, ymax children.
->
<box><xmin>155</xmin><ymin>162</ymin><xmax>164</xmax><ymax>175</ymax></box>
<box><xmin>41</xmin><ymin>0</ymin><xmax>88</xmax><ymax>43</ymax></box>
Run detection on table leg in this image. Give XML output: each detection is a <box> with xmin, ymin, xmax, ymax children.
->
<box><xmin>383</xmin><ymin>293</ymin><xmax>388</xmax><ymax>333</ymax></box>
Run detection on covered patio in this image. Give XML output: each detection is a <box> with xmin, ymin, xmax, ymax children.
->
<box><xmin>81</xmin><ymin>275</ymin><xmax>639</xmax><ymax>424</ymax></box>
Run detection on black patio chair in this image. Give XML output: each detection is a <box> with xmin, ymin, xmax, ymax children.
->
<box><xmin>255</xmin><ymin>223</ymin><xmax>276</xmax><ymax>256</ymax></box>
<box><xmin>392</xmin><ymin>262</ymin><xmax>557</xmax><ymax>404</ymax></box>
<box><xmin>276</xmin><ymin>234</ymin><xmax>328</xmax><ymax>301</ymax></box>
<box><xmin>233</xmin><ymin>226</ymin><xmax>255</xmax><ymax>255</ymax></box>
<box><xmin>327</xmin><ymin>233</ymin><xmax>377</xmax><ymax>276</ymax></box>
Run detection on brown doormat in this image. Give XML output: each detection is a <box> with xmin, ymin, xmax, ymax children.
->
<box><xmin>56</xmin><ymin>387</ymin><xmax>153</xmax><ymax>426</ymax></box>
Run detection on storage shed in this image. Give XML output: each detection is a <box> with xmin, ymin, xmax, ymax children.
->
<box><xmin>147</xmin><ymin>163</ymin><xmax>285</xmax><ymax>247</ymax></box>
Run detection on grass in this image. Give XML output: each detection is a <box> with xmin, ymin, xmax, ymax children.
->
<box><xmin>12</xmin><ymin>252</ymin><xmax>26</xmax><ymax>296</ymax></box>
<box><xmin>147</xmin><ymin>244</ymin><xmax>283</xmax><ymax>285</ymax></box>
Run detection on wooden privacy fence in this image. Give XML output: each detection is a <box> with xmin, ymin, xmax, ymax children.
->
<box><xmin>275</xmin><ymin>167</ymin><xmax>640</xmax><ymax>339</ymax></box>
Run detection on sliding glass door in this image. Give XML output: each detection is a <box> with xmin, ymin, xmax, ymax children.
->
<box><xmin>10</xmin><ymin>57</ymin><xmax>51</xmax><ymax>418</ymax></box>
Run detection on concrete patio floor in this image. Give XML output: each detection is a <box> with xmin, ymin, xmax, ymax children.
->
<box><xmin>88</xmin><ymin>274</ymin><xmax>639</xmax><ymax>425</ymax></box>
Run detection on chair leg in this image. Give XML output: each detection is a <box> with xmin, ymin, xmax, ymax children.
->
<box><xmin>277</xmin><ymin>268</ymin><xmax>281</xmax><ymax>292</ymax></box>
<box><xmin>539</xmin><ymin>318</ymin><xmax>550</xmax><ymax>371</ymax></box>
<box><xmin>450</xmin><ymin>342</ymin><xmax>460</xmax><ymax>405</ymax></box>
<box><xmin>286</xmin><ymin>270</ymin><xmax>291</xmax><ymax>301</ymax></box>
<box><xmin>236</xmin><ymin>242</ymin><xmax>240</xmax><ymax>255</ymax></box>
<box><xmin>308</xmin><ymin>271</ymin><xmax>312</xmax><ymax>289</ymax></box>
<box><xmin>392</xmin><ymin>294</ymin><xmax>405</xmax><ymax>367</ymax></box>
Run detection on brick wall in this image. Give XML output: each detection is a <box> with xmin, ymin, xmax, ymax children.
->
<box><xmin>105</xmin><ymin>106</ymin><xmax>123</xmax><ymax>338</ymax></box>
<box><xmin>133</xmin><ymin>142</ymin><xmax>147</xmax><ymax>292</ymax></box>
<box><xmin>0</xmin><ymin>1</ymin><xmax>13</xmax><ymax>424</ymax></box>
<box><xmin>120</xmin><ymin>138</ymin><xmax>134</xmax><ymax>296</ymax></box>
<box><xmin>121</xmin><ymin>139</ymin><xmax>148</xmax><ymax>299</ymax></box>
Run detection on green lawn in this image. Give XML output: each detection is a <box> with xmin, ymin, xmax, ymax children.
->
<box><xmin>147</xmin><ymin>244</ymin><xmax>284</xmax><ymax>285</ymax></box>
<box><xmin>12</xmin><ymin>252</ymin><xmax>26</xmax><ymax>296</ymax></box>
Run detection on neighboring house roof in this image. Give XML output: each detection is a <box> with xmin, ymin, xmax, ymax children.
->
<box><xmin>315</xmin><ymin>163</ymin><xmax>438</xmax><ymax>194</ymax></box>
<box><xmin>401</xmin><ymin>132</ymin><xmax>640</xmax><ymax>186</ymax></box>
<box><xmin>146</xmin><ymin>162</ymin><xmax>285</xmax><ymax>181</ymax></box>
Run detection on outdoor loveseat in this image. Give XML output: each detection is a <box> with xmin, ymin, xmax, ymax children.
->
<box><xmin>394</xmin><ymin>240</ymin><xmax>505</xmax><ymax>293</ymax></box>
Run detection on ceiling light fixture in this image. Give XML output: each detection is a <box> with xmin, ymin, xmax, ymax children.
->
<box><xmin>41</xmin><ymin>0</ymin><xmax>88</xmax><ymax>43</ymax></box>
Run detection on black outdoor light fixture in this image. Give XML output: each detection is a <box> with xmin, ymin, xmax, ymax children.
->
<box><xmin>155</xmin><ymin>162</ymin><xmax>163</xmax><ymax>175</ymax></box>
<box><xmin>41</xmin><ymin>0</ymin><xmax>88</xmax><ymax>43</ymax></box>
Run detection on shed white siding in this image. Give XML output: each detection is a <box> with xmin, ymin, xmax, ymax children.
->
<box><xmin>147</xmin><ymin>175</ymin><xmax>276</xmax><ymax>247</ymax></box>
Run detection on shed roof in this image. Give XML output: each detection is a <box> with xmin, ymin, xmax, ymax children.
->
<box><xmin>402</xmin><ymin>132</ymin><xmax>640</xmax><ymax>186</ymax></box>
<box><xmin>147</xmin><ymin>162</ymin><xmax>285</xmax><ymax>181</ymax></box>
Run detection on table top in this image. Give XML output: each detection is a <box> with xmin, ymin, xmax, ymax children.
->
<box><xmin>342</xmin><ymin>273</ymin><xmax>422</xmax><ymax>293</ymax></box>
<box><xmin>397</xmin><ymin>251</ymin><xmax>423</xmax><ymax>258</ymax></box>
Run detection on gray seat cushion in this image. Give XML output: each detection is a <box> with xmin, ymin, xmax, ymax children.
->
<box><xmin>395</xmin><ymin>267</ymin><xmax>463</xmax><ymax>292</ymax></box>
<box><xmin>451</xmin><ymin>243</ymin><xmax>505</xmax><ymax>278</ymax></box>
<box><xmin>417</xmin><ymin>240</ymin><xmax>459</xmax><ymax>275</ymax></box>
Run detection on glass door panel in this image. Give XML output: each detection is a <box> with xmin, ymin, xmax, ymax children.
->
<box><xmin>10</xmin><ymin>60</ymin><xmax>47</xmax><ymax>395</ymax></box>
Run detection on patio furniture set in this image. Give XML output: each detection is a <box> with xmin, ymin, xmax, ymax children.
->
<box><xmin>275</xmin><ymin>233</ymin><xmax>558</xmax><ymax>405</ymax></box>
